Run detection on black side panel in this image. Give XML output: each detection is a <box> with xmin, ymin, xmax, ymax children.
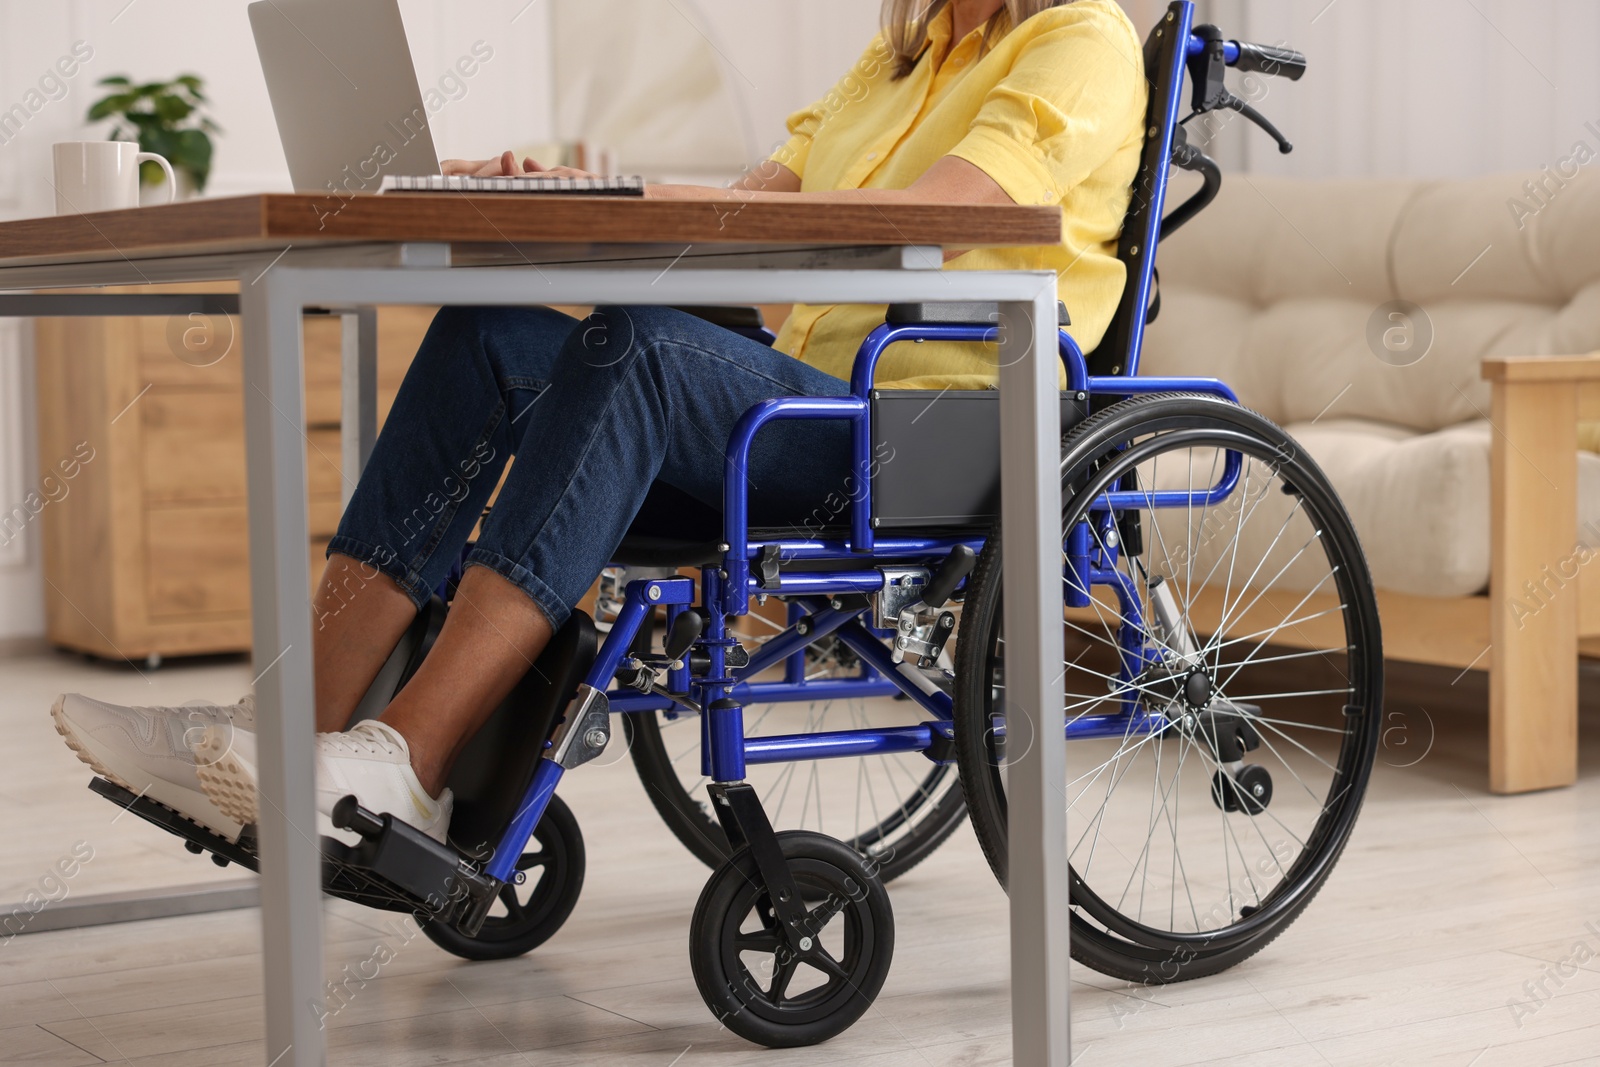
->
<box><xmin>870</xmin><ymin>390</ymin><xmax>1087</xmax><ymax>530</ymax></box>
<box><xmin>673</xmin><ymin>306</ymin><xmax>766</xmax><ymax>329</ymax></box>
<box><xmin>885</xmin><ymin>301</ymin><xmax>1071</xmax><ymax>327</ymax></box>
<box><xmin>443</xmin><ymin>612</ymin><xmax>598</xmax><ymax>856</ymax></box>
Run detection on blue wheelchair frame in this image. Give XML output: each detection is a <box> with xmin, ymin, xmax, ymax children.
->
<box><xmin>483</xmin><ymin>0</ymin><xmax>1269</xmax><ymax>886</ymax></box>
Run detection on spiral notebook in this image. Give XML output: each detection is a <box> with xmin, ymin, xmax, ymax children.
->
<box><xmin>380</xmin><ymin>174</ymin><xmax>646</xmax><ymax>196</ymax></box>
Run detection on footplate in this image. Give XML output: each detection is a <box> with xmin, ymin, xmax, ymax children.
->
<box><xmin>89</xmin><ymin>777</ymin><xmax>260</xmax><ymax>871</ymax></box>
<box><xmin>88</xmin><ymin>778</ymin><xmax>502</xmax><ymax>925</ymax></box>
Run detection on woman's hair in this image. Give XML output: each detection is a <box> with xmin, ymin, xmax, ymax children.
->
<box><xmin>880</xmin><ymin>0</ymin><xmax>1076</xmax><ymax>79</ymax></box>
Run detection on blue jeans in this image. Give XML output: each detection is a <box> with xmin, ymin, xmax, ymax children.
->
<box><xmin>328</xmin><ymin>306</ymin><xmax>854</xmax><ymax>628</ymax></box>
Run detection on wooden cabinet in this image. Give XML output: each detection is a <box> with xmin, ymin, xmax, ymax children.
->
<box><xmin>34</xmin><ymin>284</ymin><xmax>438</xmax><ymax>661</ymax></box>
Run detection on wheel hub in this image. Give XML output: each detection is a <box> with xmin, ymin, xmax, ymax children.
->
<box><xmin>1182</xmin><ymin>669</ymin><xmax>1214</xmax><ymax>710</ymax></box>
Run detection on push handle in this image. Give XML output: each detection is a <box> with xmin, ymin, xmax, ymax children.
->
<box><xmin>1230</xmin><ymin>41</ymin><xmax>1307</xmax><ymax>81</ymax></box>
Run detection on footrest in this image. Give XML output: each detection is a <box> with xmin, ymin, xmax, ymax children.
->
<box><xmin>325</xmin><ymin>795</ymin><xmax>482</xmax><ymax>915</ymax></box>
<box><xmin>89</xmin><ymin>777</ymin><xmax>261</xmax><ymax>872</ymax></box>
<box><xmin>88</xmin><ymin>777</ymin><xmax>496</xmax><ymax>922</ymax></box>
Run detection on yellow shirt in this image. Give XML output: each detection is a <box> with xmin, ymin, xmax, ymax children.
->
<box><xmin>770</xmin><ymin>0</ymin><xmax>1146</xmax><ymax>390</ymax></box>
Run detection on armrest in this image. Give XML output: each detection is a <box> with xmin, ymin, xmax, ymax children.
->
<box><xmin>1483</xmin><ymin>353</ymin><xmax>1585</xmax><ymax>791</ymax></box>
<box><xmin>1482</xmin><ymin>353</ymin><xmax>1600</xmax><ymax>384</ymax></box>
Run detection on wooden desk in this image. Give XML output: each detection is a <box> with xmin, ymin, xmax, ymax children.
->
<box><xmin>0</xmin><ymin>194</ymin><xmax>1071</xmax><ymax>1067</ymax></box>
<box><xmin>0</xmin><ymin>192</ymin><xmax>1058</xmax><ymax>269</ymax></box>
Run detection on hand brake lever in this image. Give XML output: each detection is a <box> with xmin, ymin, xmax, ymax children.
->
<box><xmin>1215</xmin><ymin>90</ymin><xmax>1294</xmax><ymax>155</ymax></box>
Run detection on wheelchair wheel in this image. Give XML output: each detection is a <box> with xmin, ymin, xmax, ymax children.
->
<box><xmin>690</xmin><ymin>830</ymin><xmax>894</xmax><ymax>1048</ymax></box>
<box><xmin>953</xmin><ymin>393</ymin><xmax>1382</xmax><ymax>983</ymax></box>
<box><xmin>419</xmin><ymin>794</ymin><xmax>585</xmax><ymax>961</ymax></box>
<box><xmin>625</xmin><ymin>626</ymin><xmax>968</xmax><ymax>884</ymax></box>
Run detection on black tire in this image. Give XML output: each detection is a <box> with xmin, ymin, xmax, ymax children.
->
<box><xmin>690</xmin><ymin>830</ymin><xmax>894</xmax><ymax>1048</ymax></box>
<box><xmin>419</xmin><ymin>794</ymin><xmax>585</xmax><ymax>961</ymax></box>
<box><xmin>624</xmin><ymin>626</ymin><xmax>968</xmax><ymax>884</ymax></box>
<box><xmin>953</xmin><ymin>393</ymin><xmax>1382</xmax><ymax>983</ymax></box>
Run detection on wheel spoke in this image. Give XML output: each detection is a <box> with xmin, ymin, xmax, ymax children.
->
<box><xmin>735</xmin><ymin>929</ymin><xmax>782</xmax><ymax>954</ymax></box>
<box><xmin>807</xmin><ymin>946</ymin><xmax>851</xmax><ymax>982</ymax></box>
<box><xmin>497</xmin><ymin>884</ymin><xmax>526</xmax><ymax>921</ymax></box>
<box><xmin>767</xmin><ymin>953</ymin><xmax>801</xmax><ymax>1001</ymax></box>
<box><xmin>804</xmin><ymin>893</ymin><xmax>849</xmax><ymax>933</ymax></box>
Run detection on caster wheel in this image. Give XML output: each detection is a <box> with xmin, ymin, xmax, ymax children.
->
<box><xmin>1212</xmin><ymin>764</ymin><xmax>1272</xmax><ymax>815</ymax></box>
<box><xmin>420</xmin><ymin>794</ymin><xmax>584</xmax><ymax>961</ymax></box>
<box><xmin>690</xmin><ymin>830</ymin><xmax>894</xmax><ymax>1048</ymax></box>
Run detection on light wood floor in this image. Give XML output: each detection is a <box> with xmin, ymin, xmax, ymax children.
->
<box><xmin>1</xmin><ymin>649</ymin><xmax>1598</xmax><ymax>1066</ymax></box>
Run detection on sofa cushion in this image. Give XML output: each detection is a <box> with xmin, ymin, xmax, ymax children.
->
<box><xmin>1141</xmin><ymin>418</ymin><xmax>1600</xmax><ymax>600</ymax></box>
<box><xmin>1134</xmin><ymin>170</ymin><xmax>1600</xmax><ymax>599</ymax></box>
<box><xmin>1281</xmin><ymin>419</ymin><xmax>1600</xmax><ymax>598</ymax></box>
<box><xmin>1143</xmin><ymin>172</ymin><xmax>1600</xmax><ymax>435</ymax></box>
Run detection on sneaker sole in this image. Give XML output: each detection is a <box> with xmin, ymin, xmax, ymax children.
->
<box><xmin>192</xmin><ymin>736</ymin><xmax>262</xmax><ymax>829</ymax></box>
<box><xmin>52</xmin><ymin>695</ymin><xmax>245</xmax><ymax>842</ymax></box>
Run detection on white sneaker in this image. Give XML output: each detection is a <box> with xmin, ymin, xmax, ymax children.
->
<box><xmin>191</xmin><ymin>718</ymin><xmax>453</xmax><ymax>845</ymax></box>
<box><xmin>52</xmin><ymin>693</ymin><xmax>256</xmax><ymax>841</ymax></box>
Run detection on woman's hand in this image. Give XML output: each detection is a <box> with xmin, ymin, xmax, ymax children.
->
<box><xmin>440</xmin><ymin>151</ymin><xmax>522</xmax><ymax>177</ymax></box>
<box><xmin>439</xmin><ymin>151</ymin><xmax>600</xmax><ymax>180</ymax></box>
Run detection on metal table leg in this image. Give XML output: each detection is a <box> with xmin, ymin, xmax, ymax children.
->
<box><xmin>1000</xmin><ymin>287</ymin><xmax>1070</xmax><ymax>1067</ymax></box>
<box><xmin>340</xmin><ymin>308</ymin><xmax>379</xmax><ymax>502</ymax></box>
<box><xmin>239</xmin><ymin>266</ymin><xmax>326</xmax><ymax>1067</ymax></box>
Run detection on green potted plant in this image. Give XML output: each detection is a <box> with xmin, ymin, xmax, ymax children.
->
<box><xmin>86</xmin><ymin>74</ymin><xmax>220</xmax><ymax>198</ymax></box>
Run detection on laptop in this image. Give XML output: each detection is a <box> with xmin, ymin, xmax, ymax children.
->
<box><xmin>249</xmin><ymin>0</ymin><xmax>440</xmax><ymax>196</ymax></box>
<box><xmin>250</xmin><ymin>0</ymin><xmax>643</xmax><ymax>201</ymax></box>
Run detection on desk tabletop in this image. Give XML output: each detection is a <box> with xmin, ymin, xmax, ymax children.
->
<box><xmin>0</xmin><ymin>193</ymin><xmax>1063</xmax><ymax>270</ymax></box>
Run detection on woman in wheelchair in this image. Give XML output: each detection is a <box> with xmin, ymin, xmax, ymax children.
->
<box><xmin>53</xmin><ymin>0</ymin><xmax>1380</xmax><ymax>1045</ymax></box>
<box><xmin>54</xmin><ymin>0</ymin><xmax>1147</xmax><ymax>843</ymax></box>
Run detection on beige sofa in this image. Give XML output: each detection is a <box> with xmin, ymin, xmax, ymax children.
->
<box><xmin>1140</xmin><ymin>169</ymin><xmax>1600</xmax><ymax>793</ymax></box>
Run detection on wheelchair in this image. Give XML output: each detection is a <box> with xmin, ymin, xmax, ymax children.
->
<box><xmin>92</xmin><ymin>1</ymin><xmax>1381</xmax><ymax>1048</ymax></box>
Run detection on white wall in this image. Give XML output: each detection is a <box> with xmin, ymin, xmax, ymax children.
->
<box><xmin>0</xmin><ymin>0</ymin><xmax>558</xmax><ymax>641</ymax></box>
<box><xmin>546</xmin><ymin>0</ymin><xmax>885</xmax><ymax>180</ymax></box>
<box><xmin>1193</xmin><ymin>0</ymin><xmax>1600</xmax><ymax>180</ymax></box>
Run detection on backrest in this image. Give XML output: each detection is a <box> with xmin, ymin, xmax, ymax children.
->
<box><xmin>1086</xmin><ymin>0</ymin><xmax>1194</xmax><ymax>377</ymax></box>
<box><xmin>1140</xmin><ymin>169</ymin><xmax>1600</xmax><ymax>432</ymax></box>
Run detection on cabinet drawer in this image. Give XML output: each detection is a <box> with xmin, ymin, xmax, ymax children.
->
<box><xmin>146</xmin><ymin>504</ymin><xmax>332</xmax><ymax>619</ymax></box>
<box><xmin>304</xmin><ymin>316</ymin><xmax>344</xmax><ymax>426</ymax></box>
<box><xmin>377</xmin><ymin>306</ymin><xmax>436</xmax><ymax>419</ymax></box>
<box><xmin>146</xmin><ymin>505</ymin><xmax>251</xmax><ymax>618</ymax></box>
<box><xmin>306</xmin><ymin>428</ymin><xmax>343</xmax><ymax>499</ymax></box>
<box><xmin>138</xmin><ymin>315</ymin><xmax>244</xmax><ymax>388</ymax></box>
<box><xmin>141</xmin><ymin>390</ymin><xmax>246</xmax><ymax>503</ymax></box>
<box><xmin>142</xmin><ymin>393</ymin><xmax>346</xmax><ymax>513</ymax></box>
<box><xmin>138</xmin><ymin>313</ymin><xmax>342</xmax><ymax>420</ymax></box>
<box><xmin>135</xmin><ymin>306</ymin><xmax>431</xmax><ymax>424</ymax></box>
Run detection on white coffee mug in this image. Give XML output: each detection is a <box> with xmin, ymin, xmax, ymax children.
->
<box><xmin>52</xmin><ymin>141</ymin><xmax>177</xmax><ymax>215</ymax></box>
